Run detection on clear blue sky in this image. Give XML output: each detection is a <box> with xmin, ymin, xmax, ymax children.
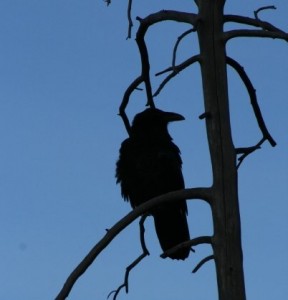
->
<box><xmin>0</xmin><ymin>1</ymin><xmax>287</xmax><ymax>299</ymax></box>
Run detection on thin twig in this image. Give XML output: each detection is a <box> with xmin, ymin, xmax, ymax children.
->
<box><xmin>254</xmin><ymin>5</ymin><xmax>276</xmax><ymax>21</ymax></box>
<box><xmin>126</xmin><ymin>0</ymin><xmax>133</xmax><ymax>39</ymax></box>
<box><xmin>108</xmin><ymin>215</ymin><xmax>150</xmax><ymax>300</ymax></box>
<box><xmin>236</xmin><ymin>137</ymin><xmax>265</xmax><ymax>168</ymax></box>
<box><xmin>119</xmin><ymin>75</ymin><xmax>143</xmax><ymax>135</ymax></box>
<box><xmin>172</xmin><ymin>28</ymin><xmax>195</xmax><ymax>69</ymax></box>
<box><xmin>154</xmin><ymin>55</ymin><xmax>200</xmax><ymax>97</ymax></box>
<box><xmin>139</xmin><ymin>214</ymin><xmax>150</xmax><ymax>256</ymax></box>
<box><xmin>192</xmin><ymin>255</ymin><xmax>215</xmax><ymax>273</ymax></box>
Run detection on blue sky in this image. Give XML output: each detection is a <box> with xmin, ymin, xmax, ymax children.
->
<box><xmin>0</xmin><ymin>1</ymin><xmax>287</xmax><ymax>299</ymax></box>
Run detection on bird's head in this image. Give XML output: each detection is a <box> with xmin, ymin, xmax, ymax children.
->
<box><xmin>130</xmin><ymin>108</ymin><xmax>185</xmax><ymax>140</ymax></box>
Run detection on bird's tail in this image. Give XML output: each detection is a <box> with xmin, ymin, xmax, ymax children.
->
<box><xmin>153</xmin><ymin>206</ymin><xmax>190</xmax><ymax>260</ymax></box>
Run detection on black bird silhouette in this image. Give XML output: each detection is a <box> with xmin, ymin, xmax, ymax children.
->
<box><xmin>116</xmin><ymin>108</ymin><xmax>190</xmax><ymax>260</ymax></box>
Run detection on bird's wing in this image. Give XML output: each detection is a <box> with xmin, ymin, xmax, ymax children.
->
<box><xmin>116</xmin><ymin>138</ymin><xmax>186</xmax><ymax>214</ymax></box>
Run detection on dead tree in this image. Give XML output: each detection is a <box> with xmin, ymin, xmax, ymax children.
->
<box><xmin>55</xmin><ymin>1</ymin><xmax>288</xmax><ymax>299</ymax></box>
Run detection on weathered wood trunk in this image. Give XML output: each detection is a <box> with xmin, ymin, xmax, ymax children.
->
<box><xmin>196</xmin><ymin>1</ymin><xmax>246</xmax><ymax>299</ymax></box>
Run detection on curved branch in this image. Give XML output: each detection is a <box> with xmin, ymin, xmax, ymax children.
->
<box><xmin>119</xmin><ymin>76</ymin><xmax>143</xmax><ymax>135</ymax></box>
<box><xmin>119</xmin><ymin>10</ymin><xmax>199</xmax><ymax>128</ymax></box>
<box><xmin>224</xmin><ymin>14</ymin><xmax>285</xmax><ymax>34</ymax></box>
<box><xmin>137</xmin><ymin>10</ymin><xmax>198</xmax><ymax>27</ymax></box>
<box><xmin>172</xmin><ymin>28</ymin><xmax>195</xmax><ymax>68</ymax></box>
<box><xmin>135</xmin><ymin>10</ymin><xmax>198</xmax><ymax>107</ymax></box>
<box><xmin>55</xmin><ymin>187</ymin><xmax>212</xmax><ymax>300</ymax></box>
<box><xmin>192</xmin><ymin>255</ymin><xmax>215</xmax><ymax>273</ymax></box>
<box><xmin>154</xmin><ymin>55</ymin><xmax>200</xmax><ymax>97</ymax></box>
<box><xmin>136</xmin><ymin>17</ymin><xmax>155</xmax><ymax>108</ymax></box>
<box><xmin>224</xmin><ymin>12</ymin><xmax>288</xmax><ymax>43</ymax></box>
<box><xmin>160</xmin><ymin>236</ymin><xmax>212</xmax><ymax>259</ymax></box>
<box><xmin>226</xmin><ymin>56</ymin><xmax>276</xmax><ymax>147</ymax></box>
<box><xmin>224</xmin><ymin>29</ymin><xmax>288</xmax><ymax>42</ymax></box>
<box><xmin>254</xmin><ymin>5</ymin><xmax>276</xmax><ymax>21</ymax></box>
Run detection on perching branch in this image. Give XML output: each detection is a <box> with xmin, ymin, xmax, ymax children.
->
<box><xmin>161</xmin><ymin>236</ymin><xmax>212</xmax><ymax>259</ymax></box>
<box><xmin>55</xmin><ymin>188</ymin><xmax>212</xmax><ymax>300</ymax></box>
<box><xmin>108</xmin><ymin>214</ymin><xmax>150</xmax><ymax>300</ymax></box>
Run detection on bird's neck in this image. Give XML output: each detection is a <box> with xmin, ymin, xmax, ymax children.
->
<box><xmin>131</xmin><ymin>127</ymin><xmax>172</xmax><ymax>144</ymax></box>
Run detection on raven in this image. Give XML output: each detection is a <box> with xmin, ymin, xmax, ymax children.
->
<box><xmin>116</xmin><ymin>108</ymin><xmax>190</xmax><ymax>260</ymax></box>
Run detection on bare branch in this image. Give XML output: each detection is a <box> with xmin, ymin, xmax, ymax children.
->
<box><xmin>161</xmin><ymin>236</ymin><xmax>212</xmax><ymax>259</ymax></box>
<box><xmin>184</xmin><ymin>235</ymin><xmax>212</xmax><ymax>248</ymax></box>
<box><xmin>226</xmin><ymin>56</ymin><xmax>276</xmax><ymax>148</ymax></box>
<box><xmin>105</xmin><ymin>0</ymin><xmax>134</xmax><ymax>37</ymax></box>
<box><xmin>154</xmin><ymin>55</ymin><xmax>200</xmax><ymax>97</ymax></box>
<box><xmin>236</xmin><ymin>137</ymin><xmax>266</xmax><ymax>168</ymax></box>
<box><xmin>137</xmin><ymin>10</ymin><xmax>198</xmax><ymax>27</ymax></box>
<box><xmin>224</xmin><ymin>29</ymin><xmax>288</xmax><ymax>42</ymax></box>
<box><xmin>135</xmin><ymin>17</ymin><xmax>155</xmax><ymax>108</ymax></box>
<box><xmin>119</xmin><ymin>10</ymin><xmax>199</xmax><ymax>125</ymax></box>
<box><xmin>126</xmin><ymin>0</ymin><xmax>134</xmax><ymax>39</ymax></box>
<box><xmin>172</xmin><ymin>28</ymin><xmax>195</xmax><ymax>68</ymax></box>
<box><xmin>224</xmin><ymin>13</ymin><xmax>288</xmax><ymax>43</ymax></box>
<box><xmin>254</xmin><ymin>5</ymin><xmax>276</xmax><ymax>20</ymax></box>
<box><xmin>199</xmin><ymin>112</ymin><xmax>211</xmax><ymax>120</ymax></box>
<box><xmin>224</xmin><ymin>14</ymin><xmax>285</xmax><ymax>33</ymax></box>
<box><xmin>55</xmin><ymin>188</ymin><xmax>212</xmax><ymax>300</ymax></box>
<box><xmin>192</xmin><ymin>255</ymin><xmax>215</xmax><ymax>273</ymax></box>
<box><xmin>135</xmin><ymin>10</ymin><xmax>198</xmax><ymax>107</ymax></box>
<box><xmin>139</xmin><ymin>214</ymin><xmax>150</xmax><ymax>256</ymax></box>
<box><xmin>236</xmin><ymin>144</ymin><xmax>261</xmax><ymax>155</ymax></box>
<box><xmin>118</xmin><ymin>76</ymin><xmax>143</xmax><ymax>135</ymax></box>
<box><xmin>108</xmin><ymin>215</ymin><xmax>150</xmax><ymax>300</ymax></box>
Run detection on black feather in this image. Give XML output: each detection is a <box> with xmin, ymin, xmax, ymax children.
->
<box><xmin>116</xmin><ymin>108</ymin><xmax>190</xmax><ymax>260</ymax></box>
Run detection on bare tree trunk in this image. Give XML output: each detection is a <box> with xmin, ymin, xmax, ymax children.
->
<box><xmin>56</xmin><ymin>1</ymin><xmax>288</xmax><ymax>299</ymax></box>
<box><xmin>197</xmin><ymin>1</ymin><xmax>246</xmax><ymax>299</ymax></box>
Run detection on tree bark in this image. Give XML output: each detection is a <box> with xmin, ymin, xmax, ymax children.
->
<box><xmin>196</xmin><ymin>1</ymin><xmax>246</xmax><ymax>299</ymax></box>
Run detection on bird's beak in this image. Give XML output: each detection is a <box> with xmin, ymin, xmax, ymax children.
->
<box><xmin>164</xmin><ymin>111</ymin><xmax>185</xmax><ymax>122</ymax></box>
